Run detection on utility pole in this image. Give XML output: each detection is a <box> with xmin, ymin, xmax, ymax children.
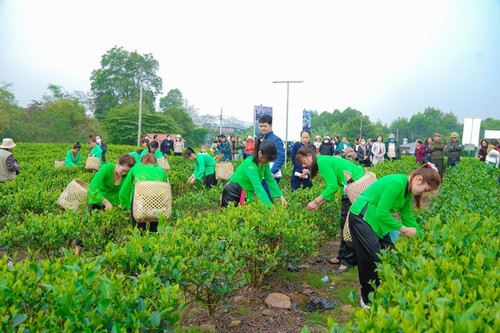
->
<box><xmin>360</xmin><ymin>117</ymin><xmax>363</xmax><ymax>139</ymax></box>
<box><xmin>137</xmin><ymin>85</ymin><xmax>143</xmax><ymax>146</ymax></box>
<box><xmin>272</xmin><ymin>80</ymin><xmax>303</xmax><ymax>165</ymax></box>
<box><xmin>220</xmin><ymin>108</ymin><xmax>223</xmax><ymax>135</ymax></box>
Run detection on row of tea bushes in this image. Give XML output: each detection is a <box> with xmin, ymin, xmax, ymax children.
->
<box><xmin>1</xmin><ymin>143</ymin><xmax>340</xmax><ymax>328</ymax></box>
<box><xmin>338</xmin><ymin>159</ymin><xmax>499</xmax><ymax>332</ymax></box>
<box><xmin>0</xmin><ymin>254</ymin><xmax>182</xmax><ymax>332</ymax></box>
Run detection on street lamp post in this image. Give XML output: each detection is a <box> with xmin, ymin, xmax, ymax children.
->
<box><xmin>272</xmin><ymin>80</ymin><xmax>303</xmax><ymax>165</ymax></box>
<box><xmin>137</xmin><ymin>84</ymin><xmax>143</xmax><ymax>146</ymax></box>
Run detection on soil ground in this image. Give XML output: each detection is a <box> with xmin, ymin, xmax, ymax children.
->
<box><xmin>178</xmin><ymin>239</ymin><xmax>360</xmax><ymax>333</ymax></box>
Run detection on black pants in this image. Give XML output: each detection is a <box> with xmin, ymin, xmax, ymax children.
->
<box><xmin>290</xmin><ymin>175</ymin><xmax>312</xmax><ymax>191</ymax></box>
<box><xmin>221</xmin><ymin>182</ymin><xmax>243</xmax><ymax>208</ymax></box>
<box><xmin>337</xmin><ymin>196</ymin><xmax>356</xmax><ymax>267</ymax></box>
<box><xmin>432</xmin><ymin>158</ymin><xmax>444</xmax><ymax>179</ymax></box>
<box><xmin>130</xmin><ymin>198</ymin><xmax>158</xmax><ymax>233</ymax></box>
<box><xmin>349</xmin><ymin>210</ymin><xmax>394</xmax><ymax>304</ymax></box>
<box><xmin>448</xmin><ymin>158</ymin><xmax>460</xmax><ymax>167</ymax></box>
<box><xmin>203</xmin><ymin>173</ymin><xmax>217</xmax><ymax>189</ymax></box>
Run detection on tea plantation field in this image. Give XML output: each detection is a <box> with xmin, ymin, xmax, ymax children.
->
<box><xmin>0</xmin><ymin>143</ymin><xmax>498</xmax><ymax>332</ymax></box>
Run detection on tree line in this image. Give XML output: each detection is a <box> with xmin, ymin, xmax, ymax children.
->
<box><xmin>1</xmin><ymin>45</ymin><xmax>499</xmax><ymax>146</ymax></box>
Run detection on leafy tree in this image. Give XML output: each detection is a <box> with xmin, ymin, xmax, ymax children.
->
<box><xmin>0</xmin><ymin>83</ymin><xmax>18</xmax><ymax>136</ymax></box>
<box><xmin>103</xmin><ymin>104</ymin><xmax>176</xmax><ymax>145</ymax></box>
<box><xmin>160</xmin><ymin>88</ymin><xmax>183</xmax><ymax>110</ymax></box>
<box><xmin>163</xmin><ymin>106</ymin><xmax>196</xmax><ymax>134</ymax></box>
<box><xmin>2</xmin><ymin>84</ymin><xmax>103</xmax><ymax>142</ymax></box>
<box><xmin>90</xmin><ymin>46</ymin><xmax>162</xmax><ymax>120</ymax></box>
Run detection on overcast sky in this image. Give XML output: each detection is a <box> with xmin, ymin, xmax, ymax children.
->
<box><xmin>1</xmin><ymin>0</ymin><xmax>499</xmax><ymax>140</ymax></box>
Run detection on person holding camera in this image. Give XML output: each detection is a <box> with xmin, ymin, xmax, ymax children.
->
<box><xmin>0</xmin><ymin>138</ymin><xmax>20</xmax><ymax>182</ymax></box>
<box><xmin>217</xmin><ymin>134</ymin><xmax>232</xmax><ymax>162</ymax></box>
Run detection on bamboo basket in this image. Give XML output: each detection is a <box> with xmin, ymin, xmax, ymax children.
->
<box><xmin>215</xmin><ymin>162</ymin><xmax>234</xmax><ymax>181</ymax></box>
<box><xmin>56</xmin><ymin>179</ymin><xmax>89</xmax><ymax>211</ymax></box>
<box><xmin>132</xmin><ymin>181</ymin><xmax>172</xmax><ymax>222</ymax></box>
<box><xmin>85</xmin><ymin>156</ymin><xmax>101</xmax><ymax>171</ymax></box>
<box><xmin>54</xmin><ymin>160</ymin><xmax>65</xmax><ymax>168</ymax></box>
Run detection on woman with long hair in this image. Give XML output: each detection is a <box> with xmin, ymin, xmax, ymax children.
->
<box><xmin>221</xmin><ymin>139</ymin><xmax>286</xmax><ymax>208</ymax></box>
<box><xmin>290</xmin><ymin>130</ymin><xmax>315</xmax><ymax>190</ymax></box>
<box><xmin>348</xmin><ymin>163</ymin><xmax>441</xmax><ymax>308</ymax></box>
<box><xmin>295</xmin><ymin>145</ymin><xmax>365</xmax><ymax>273</ymax></box>
<box><xmin>477</xmin><ymin>139</ymin><xmax>489</xmax><ymax>162</ymax></box>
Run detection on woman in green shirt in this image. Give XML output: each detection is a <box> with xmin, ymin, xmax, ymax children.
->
<box><xmin>221</xmin><ymin>140</ymin><xmax>287</xmax><ymax>208</ymax></box>
<box><xmin>296</xmin><ymin>145</ymin><xmax>365</xmax><ymax>273</ymax></box>
<box><xmin>88</xmin><ymin>136</ymin><xmax>103</xmax><ymax>165</ymax></box>
<box><xmin>348</xmin><ymin>163</ymin><xmax>441</xmax><ymax>308</ymax></box>
<box><xmin>139</xmin><ymin>140</ymin><xmax>163</xmax><ymax>161</ymax></box>
<box><xmin>88</xmin><ymin>154</ymin><xmax>136</xmax><ymax>210</ymax></box>
<box><xmin>119</xmin><ymin>153</ymin><xmax>168</xmax><ymax>232</ymax></box>
<box><xmin>184</xmin><ymin>147</ymin><xmax>217</xmax><ymax>189</ymax></box>
<box><xmin>64</xmin><ymin>142</ymin><xmax>82</xmax><ymax>167</ymax></box>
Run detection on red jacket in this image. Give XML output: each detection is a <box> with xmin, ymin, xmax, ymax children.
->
<box><xmin>415</xmin><ymin>144</ymin><xmax>426</xmax><ymax>163</ymax></box>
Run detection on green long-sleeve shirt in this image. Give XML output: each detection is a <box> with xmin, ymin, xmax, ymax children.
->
<box><xmin>88</xmin><ymin>163</ymin><xmax>122</xmax><ymax>206</ymax></box>
<box><xmin>350</xmin><ymin>174</ymin><xmax>422</xmax><ymax>238</ymax></box>
<box><xmin>139</xmin><ymin>149</ymin><xmax>163</xmax><ymax>161</ymax></box>
<box><xmin>193</xmin><ymin>153</ymin><xmax>216</xmax><ymax>180</ymax></box>
<box><xmin>317</xmin><ymin>155</ymin><xmax>365</xmax><ymax>200</ymax></box>
<box><xmin>64</xmin><ymin>150</ymin><xmax>81</xmax><ymax>167</ymax></box>
<box><xmin>119</xmin><ymin>164</ymin><xmax>168</xmax><ymax>210</ymax></box>
<box><xmin>88</xmin><ymin>145</ymin><xmax>103</xmax><ymax>165</ymax></box>
<box><xmin>228</xmin><ymin>156</ymin><xmax>283</xmax><ymax>207</ymax></box>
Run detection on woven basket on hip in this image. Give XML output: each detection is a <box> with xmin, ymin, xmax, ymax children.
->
<box><xmin>54</xmin><ymin>160</ymin><xmax>65</xmax><ymax>168</ymax></box>
<box><xmin>343</xmin><ymin>212</ymin><xmax>353</xmax><ymax>242</ymax></box>
<box><xmin>56</xmin><ymin>179</ymin><xmax>89</xmax><ymax>211</ymax></box>
<box><xmin>157</xmin><ymin>157</ymin><xmax>171</xmax><ymax>171</ymax></box>
<box><xmin>215</xmin><ymin>162</ymin><xmax>234</xmax><ymax>181</ymax></box>
<box><xmin>85</xmin><ymin>156</ymin><xmax>101</xmax><ymax>171</ymax></box>
<box><xmin>132</xmin><ymin>181</ymin><xmax>172</xmax><ymax>223</ymax></box>
<box><xmin>345</xmin><ymin>172</ymin><xmax>377</xmax><ymax>204</ymax></box>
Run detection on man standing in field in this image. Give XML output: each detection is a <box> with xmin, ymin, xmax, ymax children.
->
<box><xmin>259</xmin><ymin>115</ymin><xmax>285</xmax><ymax>199</ymax></box>
<box><xmin>430</xmin><ymin>133</ymin><xmax>445</xmax><ymax>178</ymax></box>
<box><xmin>0</xmin><ymin>138</ymin><xmax>20</xmax><ymax>183</ymax></box>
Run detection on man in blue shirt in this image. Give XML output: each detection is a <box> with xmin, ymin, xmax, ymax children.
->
<box><xmin>259</xmin><ymin>115</ymin><xmax>285</xmax><ymax>198</ymax></box>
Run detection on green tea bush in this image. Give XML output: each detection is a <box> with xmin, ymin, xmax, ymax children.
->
<box><xmin>339</xmin><ymin>158</ymin><xmax>500</xmax><ymax>332</ymax></box>
<box><xmin>0</xmin><ymin>254</ymin><xmax>183</xmax><ymax>332</ymax></box>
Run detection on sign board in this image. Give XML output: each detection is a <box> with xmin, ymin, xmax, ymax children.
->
<box><xmin>302</xmin><ymin>109</ymin><xmax>312</xmax><ymax>132</ymax></box>
<box><xmin>484</xmin><ymin>130</ymin><xmax>500</xmax><ymax>139</ymax></box>
<box><xmin>462</xmin><ymin>117</ymin><xmax>481</xmax><ymax>146</ymax></box>
<box><xmin>253</xmin><ymin>105</ymin><xmax>273</xmax><ymax>138</ymax></box>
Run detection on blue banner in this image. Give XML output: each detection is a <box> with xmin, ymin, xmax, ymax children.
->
<box><xmin>253</xmin><ymin>105</ymin><xmax>273</xmax><ymax>137</ymax></box>
<box><xmin>302</xmin><ymin>109</ymin><xmax>312</xmax><ymax>132</ymax></box>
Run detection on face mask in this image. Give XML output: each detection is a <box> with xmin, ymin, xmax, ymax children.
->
<box><xmin>96</xmin><ymin>138</ymin><xmax>102</xmax><ymax>144</ymax></box>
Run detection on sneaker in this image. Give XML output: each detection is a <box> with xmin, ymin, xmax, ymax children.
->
<box><xmin>360</xmin><ymin>298</ymin><xmax>370</xmax><ymax>309</ymax></box>
<box><xmin>332</xmin><ymin>264</ymin><xmax>349</xmax><ymax>273</ymax></box>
